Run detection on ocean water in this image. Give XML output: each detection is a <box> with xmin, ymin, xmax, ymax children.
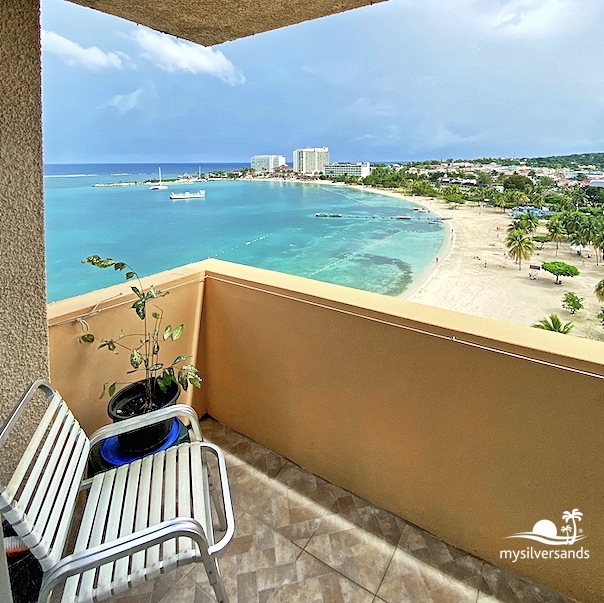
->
<box><xmin>44</xmin><ymin>163</ymin><xmax>446</xmax><ymax>302</ymax></box>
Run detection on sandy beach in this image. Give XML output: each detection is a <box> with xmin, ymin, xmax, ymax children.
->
<box><xmin>357</xmin><ymin>187</ymin><xmax>604</xmax><ymax>341</ymax></box>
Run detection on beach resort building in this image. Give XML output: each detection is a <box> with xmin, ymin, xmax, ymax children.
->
<box><xmin>293</xmin><ymin>146</ymin><xmax>329</xmax><ymax>174</ymax></box>
<box><xmin>324</xmin><ymin>161</ymin><xmax>371</xmax><ymax>178</ymax></box>
<box><xmin>3</xmin><ymin>1</ymin><xmax>603</xmax><ymax>602</ymax></box>
<box><xmin>251</xmin><ymin>154</ymin><xmax>287</xmax><ymax>172</ymax></box>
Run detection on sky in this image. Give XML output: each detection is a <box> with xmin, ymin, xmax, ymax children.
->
<box><xmin>41</xmin><ymin>0</ymin><xmax>604</xmax><ymax>164</ymax></box>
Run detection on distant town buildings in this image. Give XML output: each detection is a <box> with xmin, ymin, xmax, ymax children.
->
<box><xmin>251</xmin><ymin>155</ymin><xmax>287</xmax><ymax>172</ymax></box>
<box><xmin>293</xmin><ymin>147</ymin><xmax>329</xmax><ymax>175</ymax></box>
<box><xmin>324</xmin><ymin>162</ymin><xmax>371</xmax><ymax>178</ymax></box>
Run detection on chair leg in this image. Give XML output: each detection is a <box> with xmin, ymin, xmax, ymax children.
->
<box><xmin>202</xmin><ymin>552</ymin><xmax>229</xmax><ymax>603</ymax></box>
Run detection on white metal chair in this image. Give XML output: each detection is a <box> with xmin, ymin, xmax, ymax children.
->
<box><xmin>0</xmin><ymin>380</ymin><xmax>234</xmax><ymax>603</ymax></box>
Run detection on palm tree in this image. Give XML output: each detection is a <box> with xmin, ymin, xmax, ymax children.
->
<box><xmin>561</xmin><ymin>525</ymin><xmax>572</xmax><ymax>543</ymax></box>
<box><xmin>547</xmin><ymin>216</ymin><xmax>565</xmax><ymax>256</ymax></box>
<box><xmin>594</xmin><ymin>279</ymin><xmax>604</xmax><ymax>303</ymax></box>
<box><xmin>506</xmin><ymin>190</ymin><xmax>530</xmax><ymax>207</ymax></box>
<box><xmin>562</xmin><ymin>509</ymin><xmax>583</xmax><ymax>544</ymax></box>
<box><xmin>506</xmin><ymin>229</ymin><xmax>535</xmax><ymax>270</ymax></box>
<box><xmin>591</xmin><ymin>218</ymin><xmax>604</xmax><ymax>265</ymax></box>
<box><xmin>508</xmin><ymin>213</ymin><xmax>538</xmax><ymax>234</ymax></box>
<box><xmin>532</xmin><ymin>314</ymin><xmax>573</xmax><ymax>334</ymax></box>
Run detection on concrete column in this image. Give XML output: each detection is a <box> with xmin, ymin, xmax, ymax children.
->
<box><xmin>0</xmin><ymin>1</ymin><xmax>48</xmax><ymax>598</ymax></box>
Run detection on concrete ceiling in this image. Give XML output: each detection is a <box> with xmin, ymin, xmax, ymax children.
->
<box><xmin>67</xmin><ymin>0</ymin><xmax>386</xmax><ymax>47</ymax></box>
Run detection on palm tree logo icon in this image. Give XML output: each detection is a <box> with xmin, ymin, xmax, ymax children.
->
<box><xmin>562</xmin><ymin>509</ymin><xmax>583</xmax><ymax>545</ymax></box>
<box><xmin>505</xmin><ymin>509</ymin><xmax>586</xmax><ymax>545</ymax></box>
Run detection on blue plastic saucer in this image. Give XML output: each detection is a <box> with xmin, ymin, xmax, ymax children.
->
<box><xmin>100</xmin><ymin>418</ymin><xmax>181</xmax><ymax>466</ymax></box>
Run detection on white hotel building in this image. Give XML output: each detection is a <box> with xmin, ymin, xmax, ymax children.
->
<box><xmin>324</xmin><ymin>162</ymin><xmax>371</xmax><ymax>178</ymax></box>
<box><xmin>251</xmin><ymin>155</ymin><xmax>287</xmax><ymax>172</ymax></box>
<box><xmin>293</xmin><ymin>147</ymin><xmax>329</xmax><ymax>175</ymax></box>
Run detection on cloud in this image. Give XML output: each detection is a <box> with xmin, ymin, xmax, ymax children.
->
<box><xmin>101</xmin><ymin>88</ymin><xmax>144</xmax><ymax>113</ymax></box>
<box><xmin>345</xmin><ymin>97</ymin><xmax>396</xmax><ymax>118</ymax></box>
<box><xmin>132</xmin><ymin>28</ymin><xmax>244</xmax><ymax>85</ymax></box>
<box><xmin>42</xmin><ymin>29</ymin><xmax>123</xmax><ymax>69</ymax></box>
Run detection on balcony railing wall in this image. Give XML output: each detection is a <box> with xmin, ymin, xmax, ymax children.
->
<box><xmin>49</xmin><ymin>259</ymin><xmax>604</xmax><ymax>603</ymax></box>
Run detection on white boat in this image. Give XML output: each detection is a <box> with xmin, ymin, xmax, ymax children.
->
<box><xmin>149</xmin><ymin>168</ymin><xmax>168</xmax><ymax>190</ymax></box>
<box><xmin>170</xmin><ymin>190</ymin><xmax>206</xmax><ymax>200</ymax></box>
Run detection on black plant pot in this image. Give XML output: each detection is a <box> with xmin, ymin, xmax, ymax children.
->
<box><xmin>107</xmin><ymin>379</ymin><xmax>180</xmax><ymax>455</ymax></box>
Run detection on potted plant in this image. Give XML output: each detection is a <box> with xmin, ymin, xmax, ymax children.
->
<box><xmin>80</xmin><ymin>255</ymin><xmax>202</xmax><ymax>454</ymax></box>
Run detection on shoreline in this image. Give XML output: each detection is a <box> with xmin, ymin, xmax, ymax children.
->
<box><xmin>346</xmin><ymin>185</ymin><xmax>604</xmax><ymax>341</ymax></box>
<box><xmin>345</xmin><ymin>186</ymin><xmax>455</xmax><ymax>298</ymax></box>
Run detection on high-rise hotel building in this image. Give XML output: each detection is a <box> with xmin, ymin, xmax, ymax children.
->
<box><xmin>251</xmin><ymin>155</ymin><xmax>287</xmax><ymax>172</ymax></box>
<box><xmin>293</xmin><ymin>147</ymin><xmax>329</xmax><ymax>175</ymax></box>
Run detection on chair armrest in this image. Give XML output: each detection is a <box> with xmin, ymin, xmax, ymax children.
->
<box><xmin>89</xmin><ymin>404</ymin><xmax>202</xmax><ymax>448</ymax></box>
<box><xmin>199</xmin><ymin>442</ymin><xmax>235</xmax><ymax>555</ymax></box>
<box><xmin>38</xmin><ymin>518</ymin><xmax>209</xmax><ymax>603</ymax></box>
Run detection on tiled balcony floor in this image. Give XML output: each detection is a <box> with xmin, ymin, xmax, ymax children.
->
<box><xmin>116</xmin><ymin>418</ymin><xmax>575</xmax><ymax>603</ymax></box>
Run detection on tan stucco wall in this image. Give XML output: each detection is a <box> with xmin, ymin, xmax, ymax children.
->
<box><xmin>68</xmin><ymin>0</ymin><xmax>385</xmax><ymax>47</ymax></box>
<box><xmin>0</xmin><ymin>0</ymin><xmax>49</xmax><ymax>465</ymax></box>
<box><xmin>199</xmin><ymin>260</ymin><xmax>604</xmax><ymax>603</ymax></box>
<box><xmin>47</xmin><ymin>264</ymin><xmax>206</xmax><ymax>435</ymax></box>
<box><xmin>49</xmin><ymin>259</ymin><xmax>604</xmax><ymax>601</ymax></box>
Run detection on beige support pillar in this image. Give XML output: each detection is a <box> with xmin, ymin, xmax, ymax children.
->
<box><xmin>0</xmin><ymin>0</ymin><xmax>48</xmax><ymax>598</ymax></box>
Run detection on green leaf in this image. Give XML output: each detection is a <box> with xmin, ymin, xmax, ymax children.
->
<box><xmin>188</xmin><ymin>374</ymin><xmax>203</xmax><ymax>388</ymax></box>
<box><xmin>152</xmin><ymin>341</ymin><xmax>160</xmax><ymax>355</ymax></box>
<box><xmin>171</xmin><ymin>324</ymin><xmax>184</xmax><ymax>340</ymax></box>
<box><xmin>163</xmin><ymin>325</ymin><xmax>172</xmax><ymax>340</ymax></box>
<box><xmin>148</xmin><ymin>363</ymin><xmax>164</xmax><ymax>372</ymax></box>
<box><xmin>158</xmin><ymin>373</ymin><xmax>174</xmax><ymax>392</ymax></box>
<box><xmin>131</xmin><ymin>286</ymin><xmax>143</xmax><ymax>298</ymax></box>
<box><xmin>172</xmin><ymin>354</ymin><xmax>189</xmax><ymax>366</ymax></box>
<box><xmin>99</xmin><ymin>340</ymin><xmax>116</xmax><ymax>352</ymax></box>
<box><xmin>80</xmin><ymin>334</ymin><xmax>95</xmax><ymax>343</ymax></box>
<box><xmin>99</xmin><ymin>382</ymin><xmax>106</xmax><ymax>399</ymax></box>
<box><xmin>152</xmin><ymin>312</ymin><xmax>160</xmax><ymax>319</ymax></box>
<box><xmin>132</xmin><ymin>299</ymin><xmax>145</xmax><ymax>319</ymax></box>
<box><xmin>130</xmin><ymin>348</ymin><xmax>143</xmax><ymax>369</ymax></box>
<box><xmin>147</xmin><ymin>286</ymin><xmax>159</xmax><ymax>299</ymax></box>
<box><xmin>182</xmin><ymin>364</ymin><xmax>197</xmax><ymax>372</ymax></box>
<box><xmin>125</xmin><ymin>271</ymin><xmax>135</xmax><ymax>280</ymax></box>
<box><xmin>82</xmin><ymin>256</ymin><xmax>114</xmax><ymax>268</ymax></box>
<box><xmin>108</xmin><ymin>382</ymin><xmax>116</xmax><ymax>397</ymax></box>
<box><xmin>114</xmin><ymin>262</ymin><xmax>127</xmax><ymax>271</ymax></box>
<box><xmin>178</xmin><ymin>373</ymin><xmax>189</xmax><ymax>390</ymax></box>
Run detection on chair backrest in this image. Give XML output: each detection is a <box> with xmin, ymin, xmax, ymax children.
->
<box><xmin>0</xmin><ymin>380</ymin><xmax>90</xmax><ymax>571</ymax></box>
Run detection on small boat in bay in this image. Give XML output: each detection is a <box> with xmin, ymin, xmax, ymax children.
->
<box><xmin>149</xmin><ymin>168</ymin><xmax>168</xmax><ymax>190</ymax></box>
<box><xmin>170</xmin><ymin>190</ymin><xmax>206</xmax><ymax>200</ymax></box>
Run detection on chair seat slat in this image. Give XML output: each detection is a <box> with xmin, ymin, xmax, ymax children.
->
<box><xmin>177</xmin><ymin>444</ymin><xmax>192</xmax><ymax>556</ymax></box>
<box><xmin>30</xmin><ymin>416</ymin><xmax>80</xmax><ymax>537</ymax></box>
<box><xmin>97</xmin><ymin>462</ymin><xmax>129</xmax><ymax>595</ymax></box>
<box><xmin>145</xmin><ymin>451</ymin><xmax>166</xmax><ymax>576</ymax></box>
<box><xmin>190</xmin><ymin>444</ymin><xmax>211</xmax><ymax>545</ymax></box>
<box><xmin>37</xmin><ymin>433</ymin><xmax>89</xmax><ymax>568</ymax></box>
<box><xmin>131</xmin><ymin>454</ymin><xmax>153</xmax><ymax>580</ymax></box>
<box><xmin>13</xmin><ymin>403</ymin><xmax>69</xmax><ymax>509</ymax></box>
<box><xmin>114</xmin><ymin>458</ymin><xmax>142</xmax><ymax>581</ymax></box>
<box><xmin>162</xmin><ymin>446</ymin><xmax>178</xmax><ymax>561</ymax></box>
<box><xmin>77</xmin><ymin>470</ymin><xmax>116</xmax><ymax>601</ymax></box>
<box><xmin>3</xmin><ymin>392</ymin><xmax>63</xmax><ymax>500</ymax></box>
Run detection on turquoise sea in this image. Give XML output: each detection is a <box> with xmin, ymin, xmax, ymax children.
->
<box><xmin>44</xmin><ymin>163</ymin><xmax>446</xmax><ymax>302</ymax></box>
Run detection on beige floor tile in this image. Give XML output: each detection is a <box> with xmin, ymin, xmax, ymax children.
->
<box><xmin>266</xmin><ymin>550</ymin><xmax>375</xmax><ymax>603</ymax></box>
<box><xmin>248</xmin><ymin>462</ymin><xmax>341</xmax><ymax>547</ymax></box>
<box><xmin>305</xmin><ymin>512</ymin><xmax>397</xmax><ymax>594</ymax></box>
<box><xmin>189</xmin><ymin>511</ymin><xmax>303</xmax><ymax>603</ymax></box>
